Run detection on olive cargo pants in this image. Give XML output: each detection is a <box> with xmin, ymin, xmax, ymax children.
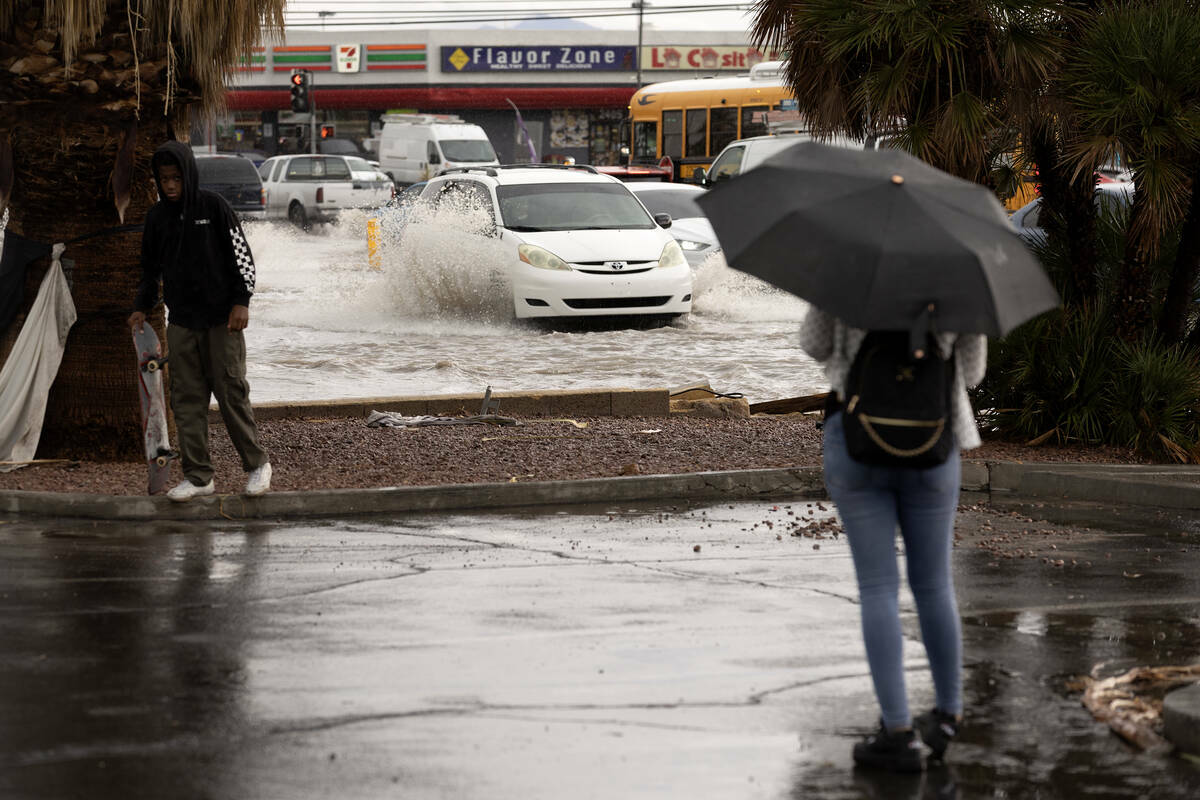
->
<box><xmin>167</xmin><ymin>324</ymin><xmax>267</xmax><ymax>486</ymax></box>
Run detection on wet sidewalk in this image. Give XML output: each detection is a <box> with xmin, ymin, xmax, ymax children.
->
<box><xmin>1</xmin><ymin>497</ymin><xmax>1198</xmax><ymax>799</ymax></box>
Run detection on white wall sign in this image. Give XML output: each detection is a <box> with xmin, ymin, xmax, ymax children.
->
<box><xmin>337</xmin><ymin>44</ymin><xmax>361</xmax><ymax>73</ymax></box>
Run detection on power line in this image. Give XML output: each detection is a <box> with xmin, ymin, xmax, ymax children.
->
<box><xmin>282</xmin><ymin>4</ymin><xmax>752</xmax><ymax>27</ymax></box>
<box><xmin>285</xmin><ymin>1</ymin><xmax>742</xmax><ymax>7</ymax></box>
<box><xmin>283</xmin><ymin>3</ymin><xmax>750</xmax><ymax>16</ymax></box>
<box><xmin>288</xmin><ymin>5</ymin><xmax>745</xmax><ymax>14</ymax></box>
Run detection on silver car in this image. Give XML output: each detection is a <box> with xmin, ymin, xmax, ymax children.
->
<box><xmin>627</xmin><ymin>182</ymin><xmax>719</xmax><ymax>267</ymax></box>
<box><xmin>1010</xmin><ymin>182</ymin><xmax>1133</xmax><ymax>247</ymax></box>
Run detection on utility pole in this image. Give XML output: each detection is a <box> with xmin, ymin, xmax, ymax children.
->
<box><xmin>308</xmin><ymin>72</ymin><xmax>317</xmax><ymax>154</ymax></box>
<box><xmin>633</xmin><ymin>0</ymin><xmax>647</xmax><ymax>88</ymax></box>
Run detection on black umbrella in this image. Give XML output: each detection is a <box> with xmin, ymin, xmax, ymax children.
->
<box><xmin>696</xmin><ymin>141</ymin><xmax>1059</xmax><ymax>337</ymax></box>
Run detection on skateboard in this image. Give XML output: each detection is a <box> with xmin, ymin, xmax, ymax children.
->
<box><xmin>132</xmin><ymin>324</ymin><xmax>176</xmax><ymax>494</ymax></box>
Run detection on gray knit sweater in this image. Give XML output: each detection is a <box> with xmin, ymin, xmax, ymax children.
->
<box><xmin>798</xmin><ymin>308</ymin><xmax>987</xmax><ymax>450</ymax></box>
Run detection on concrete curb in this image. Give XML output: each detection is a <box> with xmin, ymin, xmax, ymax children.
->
<box><xmin>218</xmin><ymin>388</ymin><xmax>672</xmax><ymax>423</ymax></box>
<box><xmin>989</xmin><ymin>462</ymin><xmax>1200</xmax><ymax>510</ymax></box>
<box><xmin>5</xmin><ymin>460</ymin><xmax>1200</xmax><ymax>522</ymax></box>
<box><xmin>1163</xmin><ymin>683</ymin><xmax>1200</xmax><ymax>756</ymax></box>
<box><xmin>0</xmin><ymin>467</ymin><xmax>826</xmax><ymax>521</ymax></box>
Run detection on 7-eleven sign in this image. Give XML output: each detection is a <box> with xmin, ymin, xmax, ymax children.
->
<box><xmin>337</xmin><ymin>44</ymin><xmax>361</xmax><ymax>73</ymax></box>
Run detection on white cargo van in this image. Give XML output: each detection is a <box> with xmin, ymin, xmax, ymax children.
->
<box><xmin>377</xmin><ymin>113</ymin><xmax>499</xmax><ymax>186</ymax></box>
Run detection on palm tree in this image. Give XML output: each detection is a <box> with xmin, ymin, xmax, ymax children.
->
<box><xmin>0</xmin><ymin>0</ymin><xmax>283</xmax><ymax>459</ymax></box>
<box><xmin>750</xmin><ymin>1</ymin><xmax>1104</xmax><ymax>301</ymax></box>
<box><xmin>1067</xmin><ymin>0</ymin><xmax>1200</xmax><ymax>343</ymax></box>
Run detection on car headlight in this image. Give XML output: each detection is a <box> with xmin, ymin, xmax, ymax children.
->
<box><xmin>657</xmin><ymin>239</ymin><xmax>687</xmax><ymax>269</ymax></box>
<box><xmin>676</xmin><ymin>239</ymin><xmax>709</xmax><ymax>252</ymax></box>
<box><xmin>518</xmin><ymin>244</ymin><xmax>571</xmax><ymax>271</ymax></box>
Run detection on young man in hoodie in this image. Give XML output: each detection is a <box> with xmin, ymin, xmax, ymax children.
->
<box><xmin>128</xmin><ymin>141</ymin><xmax>272</xmax><ymax>501</ymax></box>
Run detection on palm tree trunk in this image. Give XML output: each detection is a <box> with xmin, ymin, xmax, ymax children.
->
<box><xmin>1028</xmin><ymin>125</ymin><xmax>1098</xmax><ymax>302</ymax></box>
<box><xmin>1161</xmin><ymin>167</ymin><xmax>1200</xmax><ymax>345</ymax></box>
<box><xmin>0</xmin><ymin>111</ymin><xmax>168</xmax><ymax>460</ymax></box>
<box><xmin>1113</xmin><ymin>189</ymin><xmax>1155</xmax><ymax>341</ymax></box>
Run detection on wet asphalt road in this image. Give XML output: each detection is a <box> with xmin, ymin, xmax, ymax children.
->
<box><xmin>2</xmin><ymin>497</ymin><xmax>1198</xmax><ymax>800</ymax></box>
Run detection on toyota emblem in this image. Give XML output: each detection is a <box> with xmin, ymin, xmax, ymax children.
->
<box><xmin>609</xmin><ymin>261</ymin><xmax>627</xmax><ymax>270</ymax></box>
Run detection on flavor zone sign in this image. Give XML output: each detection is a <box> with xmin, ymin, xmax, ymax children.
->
<box><xmin>641</xmin><ymin>46</ymin><xmax>781</xmax><ymax>71</ymax></box>
<box><xmin>442</xmin><ymin>45</ymin><xmax>636</xmax><ymax>72</ymax></box>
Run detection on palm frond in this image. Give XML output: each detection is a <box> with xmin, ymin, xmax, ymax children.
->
<box><xmin>2</xmin><ymin>0</ymin><xmax>285</xmax><ymax>114</ymax></box>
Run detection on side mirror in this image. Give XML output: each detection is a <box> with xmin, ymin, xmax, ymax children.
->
<box><xmin>691</xmin><ymin>167</ymin><xmax>708</xmax><ymax>186</ymax></box>
<box><xmin>428</xmin><ymin>151</ymin><xmax>441</xmax><ymax>165</ymax></box>
<box><xmin>653</xmin><ymin>212</ymin><xmax>672</xmax><ymax>229</ymax></box>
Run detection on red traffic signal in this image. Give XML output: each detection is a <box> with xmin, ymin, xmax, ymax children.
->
<box><xmin>290</xmin><ymin>70</ymin><xmax>310</xmax><ymax>113</ymax></box>
<box><xmin>320</xmin><ymin>125</ymin><xmax>335</xmax><ymax>139</ymax></box>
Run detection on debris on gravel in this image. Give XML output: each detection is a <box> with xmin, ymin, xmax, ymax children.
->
<box><xmin>0</xmin><ymin>413</ymin><xmax>1148</xmax><ymax>497</ymax></box>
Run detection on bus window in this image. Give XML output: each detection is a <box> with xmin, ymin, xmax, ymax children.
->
<box><xmin>741</xmin><ymin>105</ymin><xmax>768</xmax><ymax>139</ymax></box>
<box><xmin>633</xmin><ymin>121</ymin><xmax>657</xmax><ymax>159</ymax></box>
<box><xmin>686</xmin><ymin>109</ymin><xmax>707</xmax><ymax>157</ymax></box>
<box><xmin>710</xmin><ymin>107</ymin><xmax>738</xmax><ymax>154</ymax></box>
<box><xmin>663</xmin><ymin>110</ymin><xmax>683</xmax><ymax>159</ymax></box>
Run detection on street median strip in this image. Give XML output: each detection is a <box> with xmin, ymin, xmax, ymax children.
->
<box><xmin>211</xmin><ymin>388</ymin><xmax>672</xmax><ymax>423</ymax></box>
<box><xmin>0</xmin><ymin>467</ymin><xmax>827</xmax><ymax>521</ymax></box>
<box><xmin>5</xmin><ymin>462</ymin><xmax>1200</xmax><ymax>521</ymax></box>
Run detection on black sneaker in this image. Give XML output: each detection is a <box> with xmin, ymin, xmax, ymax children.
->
<box><xmin>915</xmin><ymin>708</ymin><xmax>960</xmax><ymax>761</ymax></box>
<box><xmin>852</xmin><ymin>721</ymin><xmax>924</xmax><ymax>772</ymax></box>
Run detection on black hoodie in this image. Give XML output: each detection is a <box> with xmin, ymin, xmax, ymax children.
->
<box><xmin>134</xmin><ymin>141</ymin><xmax>256</xmax><ymax>329</ymax></box>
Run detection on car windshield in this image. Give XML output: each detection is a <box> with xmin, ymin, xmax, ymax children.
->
<box><xmin>497</xmin><ymin>183</ymin><xmax>655</xmax><ymax>231</ymax></box>
<box><xmin>633</xmin><ymin>188</ymin><xmax>705</xmax><ymax>220</ymax></box>
<box><xmin>440</xmin><ymin>139</ymin><xmax>497</xmax><ymax>163</ymax></box>
<box><xmin>197</xmin><ymin>157</ymin><xmax>260</xmax><ymax>183</ymax></box>
<box><xmin>345</xmin><ymin>157</ymin><xmax>373</xmax><ymax>173</ymax></box>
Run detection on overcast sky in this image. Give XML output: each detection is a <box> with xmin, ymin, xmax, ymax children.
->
<box><xmin>283</xmin><ymin>1</ymin><xmax>759</xmax><ymax>32</ymax></box>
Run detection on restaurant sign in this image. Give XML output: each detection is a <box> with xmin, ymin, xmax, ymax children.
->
<box><xmin>641</xmin><ymin>46</ymin><xmax>780</xmax><ymax>71</ymax></box>
<box><xmin>442</xmin><ymin>45</ymin><xmax>636</xmax><ymax>72</ymax></box>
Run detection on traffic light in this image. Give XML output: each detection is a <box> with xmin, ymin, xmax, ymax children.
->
<box><xmin>289</xmin><ymin>70</ymin><xmax>310</xmax><ymax>113</ymax></box>
<box><xmin>320</xmin><ymin>124</ymin><xmax>335</xmax><ymax>139</ymax></box>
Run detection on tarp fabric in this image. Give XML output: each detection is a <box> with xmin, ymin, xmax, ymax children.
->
<box><xmin>0</xmin><ymin>243</ymin><xmax>77</xmax><ymax>471</ymax></box>
<box><xmin>0</xmin><ymin>228</ymin><xmax>51</xmax><ymax>331</ymax></box>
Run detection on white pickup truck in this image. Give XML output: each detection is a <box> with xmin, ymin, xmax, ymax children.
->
<box><xmin>257</xmin><ymin>154</ymin><xmax>393</xmax><ymax>229</ymax></box>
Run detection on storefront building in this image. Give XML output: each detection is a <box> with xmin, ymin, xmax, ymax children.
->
<box><xmin>217</xmin><ymin>28</ymin><xmax>781</xmax><ymax>166</ymax></box>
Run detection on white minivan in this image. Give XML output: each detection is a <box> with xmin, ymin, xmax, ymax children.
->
<box><xmin>377</xmin><ymin>113</ymin><xmax>499</xmax><ymax>186</ymax></box>
<box><xmin>396</xmin><ymin>165</ymin><xmax>693</xmax><ymax>321</ymax></box>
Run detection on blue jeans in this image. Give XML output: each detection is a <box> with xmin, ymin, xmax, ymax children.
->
<box><xmin>823</xmin><ymin>411</ymin><xmax>963</xmax><ymax>729</ymax></box>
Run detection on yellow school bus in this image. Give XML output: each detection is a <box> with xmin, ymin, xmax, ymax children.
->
<box><xmin>627</xmin><ymin>61</ymin><xmax>794</xmax><ymax>181</ymax></box>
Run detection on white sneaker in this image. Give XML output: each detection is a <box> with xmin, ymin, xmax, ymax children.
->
<box><xmin>166</xmin><ymin>479</ymin><xmax>215</xmax><ymax>502</ymax></box>
<box><xmin>245</xmin><ymin>462</ymin><xmax>272</xmax><ymax>496</ymax></box>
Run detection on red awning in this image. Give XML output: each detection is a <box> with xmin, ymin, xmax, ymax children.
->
<box><xmin>226</xmin><ymin>86</ymin><xmax>635</xmax><ymax>111</ymax></box>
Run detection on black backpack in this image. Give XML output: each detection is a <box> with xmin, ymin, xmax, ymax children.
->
<box><xmin>841</xmin><ymin>330</ymin><xmax>955</xmax><ymax>468</ymax></box>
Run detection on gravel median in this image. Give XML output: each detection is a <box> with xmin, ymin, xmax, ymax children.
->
<box><xmin>0</xmin><ymin>415</ymin><xmax>1147</xmax><ymax>496</ymax></box>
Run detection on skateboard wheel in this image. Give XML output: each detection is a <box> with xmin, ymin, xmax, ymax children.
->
<box><xmin>147</xmin><ymin>360</ymin><xmax>159</xmax><ymax>372</ymax></box>
<box><xmin>155</xmin><ymin>455</ymin><xmax>169</xmax><ymax>467</ymax></box>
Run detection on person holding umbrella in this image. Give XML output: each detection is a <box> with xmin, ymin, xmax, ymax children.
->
<box><xmin>798</xmin><ymin>307</ymin><xmax>984</xmax><ymax>771</ymax></box>
<box><xmin>698</xmin><ymin>142</ymin><xmax>1059</xmax><ymax>772</ymax></box>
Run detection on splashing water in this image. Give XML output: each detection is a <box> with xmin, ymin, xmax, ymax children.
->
<box><xmin>239</xmin><ymin>204</ymin><xmax>828</xmax><ymax>404</ymax></box>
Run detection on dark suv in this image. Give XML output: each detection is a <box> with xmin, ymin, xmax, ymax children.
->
<box><xmin>194</xmin><ymin>154</ymin><xmax>266</xmax><ymax>220</ymax></box>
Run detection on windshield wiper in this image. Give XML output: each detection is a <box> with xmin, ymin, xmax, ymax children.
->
<box><xmin>506</xmin><ymin>225</ymin><xmax>546</xmax><ymax>232</ymax></box>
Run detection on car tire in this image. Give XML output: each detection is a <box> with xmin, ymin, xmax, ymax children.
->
<box><xmin>288</xmin><ymin>201</ymin><xmax>310</xmax><ymax>231</ymax></box>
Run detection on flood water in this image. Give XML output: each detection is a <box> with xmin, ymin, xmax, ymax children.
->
<box><xmin>243</xmin><ymin>211</ymin><xmax>827</xmax><ymax>404</ymax></box>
